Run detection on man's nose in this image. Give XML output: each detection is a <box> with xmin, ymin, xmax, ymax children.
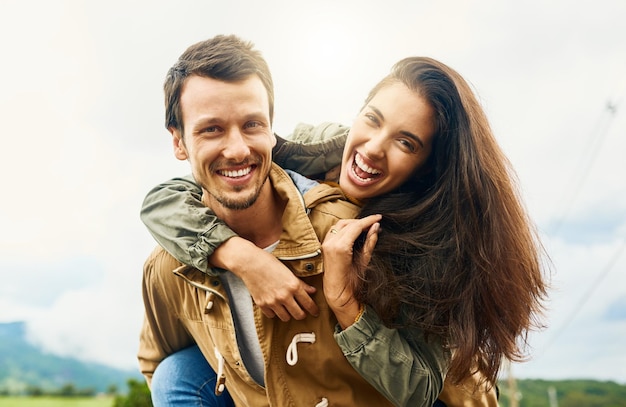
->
<box><xmin>222</xmin><ymin>129</ymin><xmax>251</xmax><ymax>161</ymax></box>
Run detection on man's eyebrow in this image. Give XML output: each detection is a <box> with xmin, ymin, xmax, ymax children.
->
<box><xmin>192</xmin><ymin>111</ymin><xmax>268</xmax><ymax>126</ymax></box>
<box><xmin>369</xmin><ymin>105</ymin><xmax>425</xmax><ymax>148</ymax></box>
<box><xmin>193</xmin><ymin>115</ymin><xmax>220</xmax><ymax>125</ymax></box>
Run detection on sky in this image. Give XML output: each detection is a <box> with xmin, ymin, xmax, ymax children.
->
<box><xmin>1</xmin><ymin>0</ymin><xmax>625</xmax><ymax>386</ymax></box>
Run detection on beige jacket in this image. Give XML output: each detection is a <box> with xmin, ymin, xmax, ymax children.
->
<box><xmin>138</xmin><ymin>163</ymin><xmax>497</xmax><ymax>406</ymax></box>
<box><xmin>139</xmin><ymin>165</ymin><xmax>406</xmax><ymax>406</ymax></box>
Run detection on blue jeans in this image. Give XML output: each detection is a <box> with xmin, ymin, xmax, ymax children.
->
<box><xmin>150</xmin><ymin>345</ymin><xmax>235</xmax><ymax>407</ymax></box>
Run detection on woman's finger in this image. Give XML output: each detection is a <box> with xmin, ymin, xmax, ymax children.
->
<box><xmin>328</xmin><ymin>215</ymin><xmax>381</xmax><ymax>240</ymax></box>
<box><xmin>361</xmin><ymin>222</ymin><xmax>380</xmax><ymax>265</ymax></box>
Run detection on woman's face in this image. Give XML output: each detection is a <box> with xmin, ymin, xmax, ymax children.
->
<box><xmin>339</xmin><ymin>82</ymin><xmax>436</xmax><ymax>200</ymax></box>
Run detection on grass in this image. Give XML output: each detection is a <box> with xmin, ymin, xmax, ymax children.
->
<box><xmin>0</xmin><ymin>396</ymin><xmax>114</xmax><ymax>407</ymax></box>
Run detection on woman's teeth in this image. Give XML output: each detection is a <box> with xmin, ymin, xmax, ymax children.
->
<box><xmin>352</xmin><ymin>153</ymin><xmax>381</xmax><ymax>182</ymax></box>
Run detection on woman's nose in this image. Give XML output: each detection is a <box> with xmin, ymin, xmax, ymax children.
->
<box><xmin>363</xmin><ymin>134</ymin><xmax>386</xmax><ymax>159</ymax></box>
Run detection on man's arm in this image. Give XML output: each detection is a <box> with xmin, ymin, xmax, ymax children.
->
<box><xmin>140</xmin><ymin>175</ymin><xmax>318</xmax><ymax>320</ymax></box>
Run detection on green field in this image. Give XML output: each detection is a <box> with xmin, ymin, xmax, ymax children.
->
<box><xmin>0</xmin><ymin>396</ymin><xmax>114</xmax><ymax>407</ymax></box>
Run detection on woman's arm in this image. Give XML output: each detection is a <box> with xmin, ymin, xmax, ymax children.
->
<box><xmin>322</xmin><ymin>216</ymin><xmax>447</xmax><ymax>406</ymax></box>
<box><xmin>273</xmin><ymin>122</ymin><xmax>348</xmax><ymax>179</ymax></box>
<box><xmin>336</xmin><ymin>308</ymin><xmax>448</xmax><ymax>407</ymax></box>
<box><xmin>140</xmin><ymin>175</ymin><xmax>235</xmax><ymax>272</ymax></box>
<box><xmin>321</xmin><ymin>217</ymin><xmax>498</xmax><ymax>406</ymax></box>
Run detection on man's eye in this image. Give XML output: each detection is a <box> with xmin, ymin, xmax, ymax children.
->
<box><xmin>365</xmin><ymin>114</ymin><xmax>379</xmax><ymax>125</ymax></box>
<box><xmin>245</xmin><ymin>121</ymin><xmax>261</xmax><ymax>129</ymax></box>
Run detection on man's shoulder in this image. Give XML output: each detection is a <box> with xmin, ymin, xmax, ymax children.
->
<box><xmin>304</xmin><ymin>182</ymin><xmax>359</xmax><ymax>219</ymax></box>
<box><xmin>144</xmin><ymin>246</ymin><xmax>182</xmax><ymax>274</ymax></box>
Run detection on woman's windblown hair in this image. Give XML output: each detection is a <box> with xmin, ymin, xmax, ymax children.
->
<box><xmin>352</xmin><ymin>57</ymin><xmax>550</xmax><ymax>386</ymax></box>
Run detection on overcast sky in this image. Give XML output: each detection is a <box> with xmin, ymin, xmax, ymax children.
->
<box><xmin>1</xmin><ymin>0</ymin><xmax>625</xmax><ymax>385</ymax></box>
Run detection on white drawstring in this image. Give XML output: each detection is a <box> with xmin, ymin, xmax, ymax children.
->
<box><xmin>286</xmin><ymin>332</ymin><xmax>316</xmax><ymax>366</ymax></box>
<box><xmin>315</xmin><ymin>397</ymin><xmax>329</xmax><ymax>407</ymax></box>
<box><xmin>216</xmin><ymin>336</ymin><xmax>327</xmax><ymax>404</ymax></box>
<box><xmin>214</xmin><ymin>347</ymin><xmax>226</xmax><ymax>395</ymax></box>
<box><xmin>204</xmin><ymin>291</ymin><xmax>215</xmax><ymax>313</ymax></box>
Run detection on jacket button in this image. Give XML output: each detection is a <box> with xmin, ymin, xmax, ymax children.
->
<box><xmin>305</xmin><ymin>263</ymin><xmax>314</xmax><ymax>272</ymax></box>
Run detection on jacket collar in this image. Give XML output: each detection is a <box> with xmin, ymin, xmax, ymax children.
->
<box><xmin>268</xmin><ymin>163</ymin><xmax>322</xmax><ymax>260</ymax></box>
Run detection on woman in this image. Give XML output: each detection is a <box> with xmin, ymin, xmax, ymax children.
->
<box><xmin>142</xmin><ymin>57</ymin><xmax>548</xmax><ymax>406</ymax></box>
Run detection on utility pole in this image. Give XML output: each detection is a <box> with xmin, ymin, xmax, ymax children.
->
<box><xmin>506</xmin><ymin>360</ymin><xmax>519</xmax><ymax>407</ymax></box>
<box><xmin>548</xmin><ymin>386</ymin><xmax>558</xmax><ymax>407</ymax></box>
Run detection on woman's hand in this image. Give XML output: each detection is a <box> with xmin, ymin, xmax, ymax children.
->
<box><xmin>322</xmin><ymin>214</ymin><xmax>381</xmax><ymax>329</ymax></box>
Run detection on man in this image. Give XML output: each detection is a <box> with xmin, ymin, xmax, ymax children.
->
<box><xmin>138</xmin><ymin>35</ymin><xmax>445</xmax><ymax>406</ymax></box>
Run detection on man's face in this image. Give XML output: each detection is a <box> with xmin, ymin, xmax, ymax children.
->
<box><xmin>171</xmin><ymin>74</ymin><xmax>275</xmax><ymax>211</ymax></box>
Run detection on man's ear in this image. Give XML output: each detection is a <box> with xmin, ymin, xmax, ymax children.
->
<box><xmin>270</xmin><ymin>131</ymin><xmax>277</xmax><ymax>148</ymax></box>
<box><xmin>170</xmin><ymin>127</ymin><xmax>188</xmax><ymax>161</ymax></box>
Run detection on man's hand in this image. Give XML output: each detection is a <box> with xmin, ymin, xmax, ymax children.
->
<box><xmin>209</xmin><ymin>237</ymin><xmax>319</xmax><ymax>321</ymax></box>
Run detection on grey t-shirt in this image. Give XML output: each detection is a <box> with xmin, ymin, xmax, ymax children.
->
<box><xmin>220</xmin><ymin>240</ymin><xmax>279</xmax><ymax>386</ymax></box>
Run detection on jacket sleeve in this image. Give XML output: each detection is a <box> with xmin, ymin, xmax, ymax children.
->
<box><xmin>140</xmin><ymin>175</ymin><xmax>237</xmax><ymax>274</ymax></box>
<box><xmin>334</xmin><ymin>306</ymin><xmax>448</xmax><ymax>407</ymax></box>
<box><xmin>273</xmin><ymin>122</ymin><xmax>348</xmax><ymax>177</ymax></box>
<box><xmin>140</xmin><ymin>123</ymin><xmax>349</xmax><ymax>272</ymax></box>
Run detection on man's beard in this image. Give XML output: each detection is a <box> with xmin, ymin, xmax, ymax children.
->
<box><xmin>208</xmin><ymin>178</ymin><xmax>267</xmax><ymax>210</ymax></box>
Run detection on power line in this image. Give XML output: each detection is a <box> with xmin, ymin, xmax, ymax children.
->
<box><xmin>549</xmin><ymin>100</ymin><xmax>619</xmax><ymax>235</ymax></box>
<box><xmin>539</xmin><ymin>238</ymin><xmax>626</xmax><ymax>355</ymax></box>
<box><xmin>537</xmin><ymin>97</ymin><xmax>624</xmax><ymax>355</ymax></box>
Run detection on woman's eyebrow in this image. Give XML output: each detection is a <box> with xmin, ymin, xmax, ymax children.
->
<box><xmin>369</xmin><ymin>105</ymin><xmax>424</xmax><ymax>148</ymax></box>
<box><xmin>400</xmin><ymin>130</ymin><xmax>424</xmax><ymax>148</ymax></box>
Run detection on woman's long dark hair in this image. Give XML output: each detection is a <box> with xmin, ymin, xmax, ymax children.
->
<box><xmin>351</xmin><ymin>57</ymin><xmax>549</xmax><ymax>386</ymax></box>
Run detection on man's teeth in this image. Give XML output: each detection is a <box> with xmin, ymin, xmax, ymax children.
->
<box><xmin>355</xmin><ymin>154</ymin><xmax>381</xmax><ymax>175</ymax></box>
<box><xmin>220</xmin><ymin>167</ymin><xmax>252</xmax><ymax>178</ymax></box>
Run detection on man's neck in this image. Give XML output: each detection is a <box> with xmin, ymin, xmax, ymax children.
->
<box><xmin>207</xmin><ymin>182</ymin><xmax>284</xmax><ymax>249</ymax></box>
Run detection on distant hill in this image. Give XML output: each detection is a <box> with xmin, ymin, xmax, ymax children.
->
<box><xmin>0</xmin><ymin>321</ymin><xmax>142</xmax><ymax>395</ymax></box>
<box><xmin>498</xmin><ymin>378</ymin><xmax>626</xmax><ymax>406</ymax></box>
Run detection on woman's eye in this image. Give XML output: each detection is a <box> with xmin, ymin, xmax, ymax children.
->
<box><xmin>399</xmin><ymin>139</ymin><xmax>417</xmax><ymax>153</ymax></box>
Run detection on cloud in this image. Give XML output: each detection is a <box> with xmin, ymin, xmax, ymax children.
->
<box><xmin>25</xmin><ymin>280</ymin><xmax>145</xmax><ymax>370</ymax></box>
<box><xmin>0</xmin><ymin>257</ymin><xmax>104</xmax><ymax>308</ymax></box>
